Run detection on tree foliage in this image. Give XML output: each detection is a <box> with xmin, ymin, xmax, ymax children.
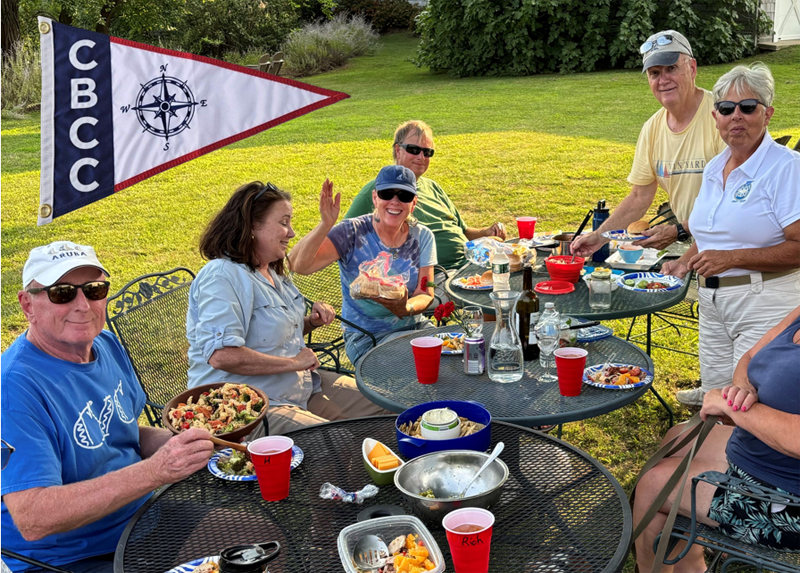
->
<box><xmin>415</xmin><ymin>0</ymin><xmax>771</xmax><ymax>76</ymax></box>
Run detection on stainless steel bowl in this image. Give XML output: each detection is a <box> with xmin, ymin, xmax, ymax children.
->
<box><xmin>393</xmin><ymin>450</ymin><xmax>509</xmax><ymax>526</ymax></box>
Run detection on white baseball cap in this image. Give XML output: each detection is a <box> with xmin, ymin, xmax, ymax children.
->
<box><xmin>22</xmin><ymin>241</ymin><xmax>110</xmax><ymax>288</ymax></box>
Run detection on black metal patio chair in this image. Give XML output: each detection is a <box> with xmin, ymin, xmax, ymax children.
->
<box><xmin>774</xmin><ymin>135</ymin><xmax>792</xmax><ymax>146</ymax></box>
<box><xmin>291</xmin><ymin>264</ymin><xmax>375</xmax><ymax>374</ymax></box>
<box><xmin>656</xmin><ymin>470</ymin><xmax>800</xmax><ymax>572</ymax></box>
<box><xmin>105</xmin><ymin>268</ymin><xmax>195</xmax><ymax>427</ymax></box>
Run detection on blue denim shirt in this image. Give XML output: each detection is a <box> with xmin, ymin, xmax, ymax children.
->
<box><xmin>187</xmin><ymin>258</ymin><xmax>319</xmax><ymax>409</ymax></box>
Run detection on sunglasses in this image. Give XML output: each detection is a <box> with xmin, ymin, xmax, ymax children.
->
<box><xmin>27</xmin><ymin>281</ymin><xmax>110</xmax><ymax>304</ymax></box>
<box><xmin>714</xmin><ymin>99</ymin><xmax>766</xmax><ymax>116</ymax></box>
<box><xmin>1</xmin><ymin>440</ymin><xmax>14</xmax><ymax>470</ymax></box>
<box><xmin>254</xmin><ymin>182</ymin><xmax>278</xmax><ymax>202</ymax></box>
<box><xmin>377</xmin><ymin>189</ymin><xmax>416</xmax><ymax>203</ymax></box>
<box><xmin>640</xmin><ymin>34</ymin><xmax>692</xmax><ymax>56</ymax></box>
<box><xmin>396</xmin><ymin>143</ymin><xmax>435</xmax><ymax>158</ymax></box>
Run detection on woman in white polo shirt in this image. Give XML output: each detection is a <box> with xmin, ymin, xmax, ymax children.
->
<box><xmin>662</xmin><ymin>62</ymin><xmax>800</xmax><ymax>407</ymax></box>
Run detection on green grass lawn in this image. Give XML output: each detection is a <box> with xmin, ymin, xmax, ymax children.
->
<box><xmin>3</xmin><ymin>34</ymin><xmax>800</xmax><ymax>569</ymax></box>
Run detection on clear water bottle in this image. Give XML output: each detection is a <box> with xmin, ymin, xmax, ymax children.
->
<box><xmin>492</xmin><ymin>249</ymin><xmax>510</xmax><ymax>291</ymax></box>
<box><xmin>536</xmin><ymin>303</ymin><xmax>561</xmax><ymax>376</ymax></box>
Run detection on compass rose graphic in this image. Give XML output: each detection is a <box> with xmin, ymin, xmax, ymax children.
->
<box><xmin>132</xmin><ymin>72</ymin><xmax>200</xmax><ymax>145</ymax></box>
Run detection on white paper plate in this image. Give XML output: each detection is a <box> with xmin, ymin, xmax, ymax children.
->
<box><xmin>208</xmin><ymin>446</ymin><xmax>304</xmax><ymax>481</ymax></box>
<box><xmin>583</xmin><ymin>363</ymin><xmax>653</xmax><ymax>390</ymax></box>
<box><xmin>434</xmin><ymin>332</ymin><xmax>465</xmax><ymax>355</ymax></box>
<box><xmin>165</xmin><ymin>556</ymin><xmax>219</xmax><ymax>573</ymax></box>
<box><xmin>453</xmin><ymin>277</ymin><xmax>493</xmax><ymax>290</ymax></box>
<box><xmin>616</xmin><ymin>272</ymin><xmax>684</xmax><ymax>292</ymax></box>
<box><xmin>601</xmin><ymin>230</ymin><xmax>648</xmax><ymax>243</ymax></box>
<box><xmin>606</xmin><ymin>249</ymin><xmax>669</xmax><ymax>271</ymax></box>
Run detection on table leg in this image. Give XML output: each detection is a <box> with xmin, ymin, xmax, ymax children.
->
<box><xmin>557</xmin><ymin>424</ymin><xmax>563</xmax><ymax>440</ymax></box>
<box><xmin>646</xmin><ymin>313</ymin><xmax>652</xmax><ymax>356</ymax></box>
<box><xmin>649</xmin><ymin>386</ymin><xmax>674</xmax><ymax>428</ymax></box>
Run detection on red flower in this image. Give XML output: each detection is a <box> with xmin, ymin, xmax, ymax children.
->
<box><xmin>443</xmin><ymin>301</ymin><xmax>456</xmax><ymax>318</ymax></box>
<box><xmin>420</xmin><ymin>276</ymin><xmax>428</xmax><ymax>290</ymax></box>
<box><xmin>433</xmin><ymin>304</ymin><xmax>445</xmax><ymax>322</ymax></box>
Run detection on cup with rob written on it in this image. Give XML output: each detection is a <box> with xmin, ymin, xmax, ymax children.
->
<box><xmin>247</xmin><ymin>436</ymin><xmax>294</xmax><ymax>501</ymax></box>
<box><xmin>442</xmin><ymin>508</ymin><xmax>495</xmax><ymax>573</ymax></box>
<box><xmin>410</xmin><ymin>337</ymin><xmax>444</xmax><ymax>384</ymax></box>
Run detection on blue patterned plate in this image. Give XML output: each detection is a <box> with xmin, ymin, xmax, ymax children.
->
<box><xmin>434</xmin><ymin>332</ymin><xmax>465</xmax><ymax>355</ymax></box>
<box><xmin>164</xmin><ymin>556</ymin><xmax>218</xmax><ymax>573</ymax></box>
<box><xmin>562</xmin><ymin>317</ymin><xmax>614</xmax><ymax>343</ymax></box>
<box><xmin>601</xmin><ymin>230</ymin><xmax>648</xmax><ymax>242</ymax></box>
<box><xmin>208</xmin><ymin>446</ymin><xmax>304</xmax><ymax>481</ymax></box>
<box><xmin>616</xmin><ymin>272</ymin><xmax>684</xmax><ymax>292</ymax></box>
<box><xmin>453</xmin><ymin>276</ymin><xmax>493</xmax><ymax>290</ymax></box>
<box><xmin>583</xmin><ymin>363</ymin><xmax>653</xmax><ymax>390</ymax></box>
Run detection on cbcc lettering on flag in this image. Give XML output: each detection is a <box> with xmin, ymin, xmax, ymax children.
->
<box><xmin>38</xmin><ymin>17</ymin><xmax>349</xmax><ymax>225</ymax></box>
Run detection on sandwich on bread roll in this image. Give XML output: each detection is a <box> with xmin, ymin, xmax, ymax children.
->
<box><xmin>481</xmin><ymin>270</ymin><xmax>493</xmax><ymax>285</ymax></box>
<box><xmin>627</xmin><ymin>220</ymin><xmax>650</xmax><ymax>236</ymax></box>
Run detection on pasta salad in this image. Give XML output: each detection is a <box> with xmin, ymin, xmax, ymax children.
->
<box><xmin>169</xmin><ymin>383</ymin><xmax>264</xmax><ymax>435</ymax></box>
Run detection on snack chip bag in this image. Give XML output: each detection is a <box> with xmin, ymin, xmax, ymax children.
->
<box><xmin>349</xmin><ymin>252</ymin><xmax>408</xmax><ymax>300</ymax></box>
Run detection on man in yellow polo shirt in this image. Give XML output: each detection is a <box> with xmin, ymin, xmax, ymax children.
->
<box><xmin>572</xmin><ymin>30</ymin><xmax>726</xmax><ymax>256</ymax></box>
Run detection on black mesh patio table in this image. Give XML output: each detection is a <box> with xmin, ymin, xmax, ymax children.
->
<box><xmin>445</xmin><ymin>262</ymin><xmax>692</xmax><ymax>321</ymax></box>
<box><xmin>355</xmin><ymin>324</ymin><xmax>654</xmax><ymax>427</ymax></box>
<box><xmin>114</xmin><ymin>417</ymin><xmax>631</xmax><ymax>573</ymax></box>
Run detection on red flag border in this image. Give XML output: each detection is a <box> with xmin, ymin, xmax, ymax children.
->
<box><xmin>109</xmin><ymin>37</ymin><xmax>349</xmax><ymax>192</ymax></box>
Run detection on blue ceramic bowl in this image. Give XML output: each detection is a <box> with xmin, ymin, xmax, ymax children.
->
<box><xmin>618</xmin><ymin>245</ymin><xmax>644</xmax><ymax>263</ymax></box>
<box><xmin>395</xmin><ymin>400</ymin><xmax>492</xmax><ymax>459</ymax></box>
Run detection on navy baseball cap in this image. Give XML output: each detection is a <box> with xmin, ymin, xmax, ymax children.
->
<box><xmin>375</xmin><ymin>165</ymin><xmax>417</xmax><ymax>195</ymax></box>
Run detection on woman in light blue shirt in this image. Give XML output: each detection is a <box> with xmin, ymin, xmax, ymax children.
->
<box><xmin>187</xmin><ymin>182</ymin><xmax>388</xmax><ymax>435</ymax></box>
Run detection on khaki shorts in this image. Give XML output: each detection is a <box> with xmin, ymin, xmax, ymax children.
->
<box><xmin>249</xmin><ymin>369</ymin><xmax>393</xmax><ymax>437</ymax></box>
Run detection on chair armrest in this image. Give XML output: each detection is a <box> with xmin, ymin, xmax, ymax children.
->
<box><xmin>693</xmin><ymin>470</ymin><xmax>800</xmax><ymax>506</ymax></box>
<box><xmin>303</xmin><ymin>297</ymin><xmax>377</xmax><ymax>348</ymax></box>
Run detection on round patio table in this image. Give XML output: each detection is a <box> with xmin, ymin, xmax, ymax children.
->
<box><xmin>114</xmin><ymin>417</ymin><xmax>632</xmax><ymax>573</ymax></box>
<box><xmin>355</xmin><ymin>324</ymin><xmax>655</xmax><ymax>428</ymax></box>
<box><xmin>445</xmin><ymin>261</ymin><xmax>692</xmax><ymax>321</ymax></box>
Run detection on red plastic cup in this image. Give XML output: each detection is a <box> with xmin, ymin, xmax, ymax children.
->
<box><xmin>515</xmin><ymin>216</ymin><xmax>537</xmax><ymax>239</ymax></box>
<box><xmin>554</xmin><ymin>347</ymin><xmax>588</xmax><ymax>397</ymax></box>
<box><xmin>247</xmin><ymin>436</ymin><xmax>294</xmax><ymax>501</ymax></box>
<box><xmin>410</xmin><ymin>337</ymin><xmax>444</xmax><ymax>384</ymax></box>
<box><xmin>443</xmin><ymin>508</ymin><xmax>495</xmax><ymax>573</ymax></box>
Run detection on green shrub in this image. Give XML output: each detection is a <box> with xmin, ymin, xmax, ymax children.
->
<box><xmin>336</xmin><ymin>0</ymin><xmax>421</xmax><ymax>33</ymax></box>
<box><xmin>282</xmin><ymin>14</ymin><xmax>380</xmax><ymax>77</ymax></box>
<box><xmin>415</xmin><ymin>0</ymin><xmax>770</xmax><ymax>76</ymax></box>
<box><xmin>179</xmin><ymin>0</ymin><xmax>300</xmax><ymax>58</ymax></box>
<box><xmin>1</xmin><ymin>39</ymin><xmax>42</xmax><ymax>111</ymax></box>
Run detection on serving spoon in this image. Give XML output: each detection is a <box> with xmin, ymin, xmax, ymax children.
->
<box><xmin>208</xmin><ymin>434</ymin><xmax>248</xmax><ymax>453</ymax></box>
<box><xmin>353</xmin><ymin>534</ymin><xmax>389</xmax><ymax>571</ymax></box>
<box><xmin>458</xmin><ymin>442</ymin><xmax>504</xmax><ymax>498</ymax></box>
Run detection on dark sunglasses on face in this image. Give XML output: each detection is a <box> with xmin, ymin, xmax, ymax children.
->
<box><xmin>27</xmin><ymin>281</ymin><xmax>110</xmax><ymax>304</ymax></box>
<box><xmin>396</xmin><ymin>143</ymin><xmax>435</xmax><ymax>158</ymax></box>
<box><xmin>714</xmin><ymin>99</ymin><xmax>766</xmax><ymax>116</ymax></box>
<box><xmin>377</xmin><ymin>189</ymin><xmax>416</xmax><ymax>203</ymax></box>
<box><xmin>1</xmin><ymin>440</ymin><xmax>15</xmax><ymax>470</ymax></box>
<box><xmin>640</xmin><ymin>34</ymin><xmax>692</xmax><ymax>56</ymax></box>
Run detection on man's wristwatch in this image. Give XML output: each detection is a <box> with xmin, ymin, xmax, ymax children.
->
<box><xmin>675</xmin><ymin>223</ymin><xmax>690</xmax><ymax>242</ymax></box>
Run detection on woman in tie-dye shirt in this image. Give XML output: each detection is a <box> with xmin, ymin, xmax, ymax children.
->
<box><xmin>290</xmin><ymin>166</ymin><xmax>438</xmax><ymax>364</ymax></box>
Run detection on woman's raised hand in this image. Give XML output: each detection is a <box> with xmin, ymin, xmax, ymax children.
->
<box><xmin>319</xmin><ymin>178</ymin><xmax>341</xmax><ymax>229</ymax></box>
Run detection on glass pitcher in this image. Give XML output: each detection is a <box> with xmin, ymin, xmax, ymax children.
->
<box><xmin>488</xmin><ymin>290</ymin><xmax>524</xmax><ymax>383</ymax></box>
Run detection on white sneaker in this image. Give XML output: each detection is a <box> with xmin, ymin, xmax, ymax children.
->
<box><xmin>676</xmin><ymin>387</ymin><xmax>706</xmax><ymax>407</ymax></box>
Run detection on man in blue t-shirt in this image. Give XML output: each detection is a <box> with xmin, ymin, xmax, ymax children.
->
<box><xmin>1</xmin><ymin>241</ymin><xmax>214</xmax><ymax>573</ymax></box>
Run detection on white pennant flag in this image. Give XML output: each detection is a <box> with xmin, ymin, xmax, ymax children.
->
<box><xmin>38</xmin><ymin>16</ymin><xmax>349</xmax><ymax>225</ymax></box>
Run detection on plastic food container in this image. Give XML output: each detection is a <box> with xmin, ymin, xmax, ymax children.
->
<box><xmin>545</xmin><ymin>255</ymin><xmax>585</xmax><ymax>284</ymax></box>
<box><xmin>396</xmin><ymin>400</ymin><xmax>491</xmax><ymax>459</ymax></box>
<box><xmin>337</xmin><ymin>515</ymin><xmax>445</xmax><ymax>573</ymax></box>
<box><xmin>420</xmin><ymin>407</ymin><xmax>461</xmax><ymax>440</ymax></box>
